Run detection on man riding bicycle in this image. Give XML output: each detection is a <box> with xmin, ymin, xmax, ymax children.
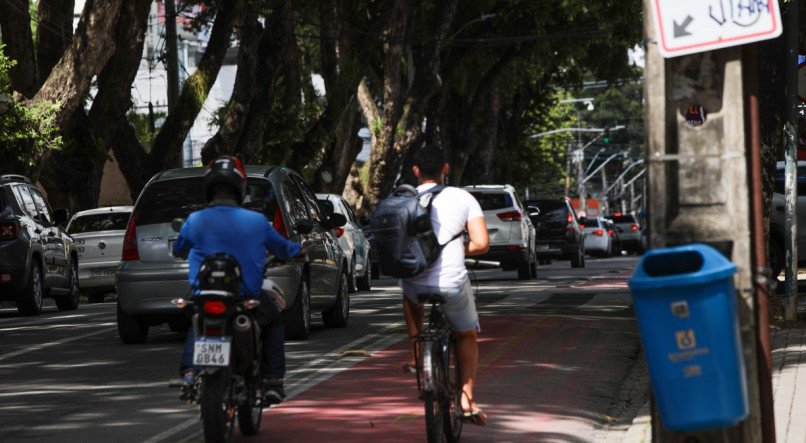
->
<box><xmin>401</xmin><ymin>147</ymin><xmax>490</xmax><ymax>425</ymax></box>
<box><xmin>173</xmin><ymin>155</ymin><xmax>304</xmax><ymax>404</ymax></box>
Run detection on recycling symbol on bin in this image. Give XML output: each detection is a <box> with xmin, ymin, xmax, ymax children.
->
<box><xmin>676</xmin><ymin>329</ymin><xmax>697</xmax><ymax>350</ymax></box>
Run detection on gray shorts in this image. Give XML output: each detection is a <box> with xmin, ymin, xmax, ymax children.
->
<box><xmin>401</xmin><ymin>278</ymin><xmax>479</xmax><ymax>332</ymax></box>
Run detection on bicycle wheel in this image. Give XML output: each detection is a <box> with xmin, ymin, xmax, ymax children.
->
<box><xmin>423</xmin><ymin>341</ymin><xmax>446</xmax><ymax>443</ymax></box>
<box><xmin>443</xmin><ymin>337</ymin><xmax>463</xmax><ymax>442</ymax></box>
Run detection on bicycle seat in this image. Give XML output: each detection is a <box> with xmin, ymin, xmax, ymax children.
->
<box><xmin>417</xmin><ymin>293</ymin><xmax>447</xmax><ymax>304</ymax></box>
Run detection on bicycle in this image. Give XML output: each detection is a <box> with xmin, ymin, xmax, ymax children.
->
<box><xmin>413</xmin><ymin>292</ymin><xmax>463</xmax><ymax>443</ymax></box>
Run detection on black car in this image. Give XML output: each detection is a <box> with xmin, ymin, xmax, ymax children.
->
<box><xmin>0</xmin><ymin>175</ymin><xmax>80</xmax><ymax>315</ymax></box>
<box><xmin>524</xmin><ymin>197</ymin><xmax>585</xmax><ymax>268</ymax></box>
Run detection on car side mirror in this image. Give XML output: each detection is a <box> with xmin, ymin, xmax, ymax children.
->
<box><xmin>526</xmin><ymin>206</ymin><xmax>540</xmax><ymax>217</ymax></box>
<box><xmin>171</xmin><ymin>217</ymin><xmax>185</xmax><ymax>232</ymax></box>
<box><xmin>328</xmin><ymin>213</ymin><xmax>347</xmax><ymax>228</ymax></box>
<box><xmin>52</xmin><ymin>208</ymin><xmax>69</xmax><ymax>226</ymax></box>
<box><xmin>294</xmin><ymin>219</ymin><xmax>314</xmax><ymax>235</ymax></box>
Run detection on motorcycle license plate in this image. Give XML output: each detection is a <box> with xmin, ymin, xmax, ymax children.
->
<box><xmin>193</xmin><ymin>337</ymin><xmax>231</xmax><ymax>366</ymax></box>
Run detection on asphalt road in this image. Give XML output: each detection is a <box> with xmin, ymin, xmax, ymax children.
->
<box><xmin>0</xmin><ymin>255</ymin><xmax>646</xmax><ymax>442</ymax></box>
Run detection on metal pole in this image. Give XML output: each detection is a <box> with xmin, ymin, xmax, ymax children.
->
<box><xmin>577</xmin><ymin>110</ymin><xmax>588</xmax><ymax>214</ymax></box>
<box><xmin>784</xmin><ymin>0</ymin><xmax>799</xmax><ymax>323</ymax></box>
<box><xmin>601</xmin><ymin>166</ymin><xmax>609</xmax><ymax>215</ymax></box>
<box><xmin>164</xmin><ymin>0</ymin><xmax>180</xmax><ymax>113</ymax></box>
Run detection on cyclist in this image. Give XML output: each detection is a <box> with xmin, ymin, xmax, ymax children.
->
<box><xmin>401</xmin><ymin>147</ymin><xmax>490</xmax><ymax>425</ymax></box>
<box><xmin>173</xmin><ymin>155</ymin><xmax>304</xmax><ymax>404</ymax></box>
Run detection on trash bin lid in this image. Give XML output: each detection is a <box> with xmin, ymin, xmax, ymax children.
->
<box><xmin>629</xmin><ymin>243</ymin><xmax>737</xmax><ymax>290</ymax></box>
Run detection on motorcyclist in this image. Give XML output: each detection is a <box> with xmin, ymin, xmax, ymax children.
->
<box><xmin>172</xmin><ymin>155</ymin><xmax>304</xmax><ymax>404</ymax></box>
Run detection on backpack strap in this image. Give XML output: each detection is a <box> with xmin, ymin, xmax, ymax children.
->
<box><xmin>417</xmin><ymin>185</ymin><xmax>464</xmax><ymax>247</ymax></box>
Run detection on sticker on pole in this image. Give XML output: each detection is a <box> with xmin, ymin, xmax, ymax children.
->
<box><xmin>650</xmin><ymin>0</ymin><xmax>782</xmax><ymax>58</ymax></box>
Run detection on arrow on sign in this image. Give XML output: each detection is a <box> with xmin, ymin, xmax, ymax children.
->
<box><xmin>673</xmin><ymin>15</ymin><xmax>693</xmax><ymax>38</ymax></box>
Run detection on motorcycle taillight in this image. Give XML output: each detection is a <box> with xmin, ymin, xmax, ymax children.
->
<box><xmin>203</xmin><ymin>300</ymin><xmax>227</xmax><ymax>315</ymax></box>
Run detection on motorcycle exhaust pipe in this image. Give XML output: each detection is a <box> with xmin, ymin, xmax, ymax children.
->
<box><xmin>234</xmin><ymin>314</ymin><xmax>252</xmax><ymax>332</ymax></box>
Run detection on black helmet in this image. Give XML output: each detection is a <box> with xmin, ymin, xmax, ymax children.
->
<box><xmin>197</xmin><ymin>252</ymin><xmax>242</xmax><ymax>294</ymax></box>
<box><xmin>205</xmin><ymin>155</ymin><xmax>247</xmax><ymax>203</ymax></box>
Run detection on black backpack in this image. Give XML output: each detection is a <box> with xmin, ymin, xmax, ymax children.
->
<box><xmin>370</xmin><ymin>184</ymin><xmax>462</xmax><ymax>278</ymax></box>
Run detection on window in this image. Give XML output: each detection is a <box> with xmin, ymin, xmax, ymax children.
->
<box><xmin>294</xmin><ymin>176</ymin><xmax>324</xmax><ymax>224</ymax></box>
<box><xmin>341</xmin><ymin>199</ymin><xmax>357</xmax><ymax>223</ymax></box>
<box><xmin>135</xmin><ymin>177</ymin><xmax>270</xmax><ymax>226</ymax></box>
<box><xmin>29</xmin><ymin>188</ymin><xmax>53</xmax><ymax>224</ymax></box>
<box><xmin>280</xmin><ymin>176</ymin><xmax>310</xmax><ymax>224</ymax></box>
<box><xmin>13</xmin><ymin>186</ymin><xmax>38</xmax><ymax>218</ymax></box>
<box><xmin>468</xmin><ymin>192</ymin><xmax>513</xmax><ymax>211</ymax></box>
<box><xmin>67</xmin><ymin>212</ymin><xmax>131</xmax><ymax>234</ymax></box>
<box><xmin>612</xmin><ymin>215</ymin><xmax>637</xmax><ymax>224</ymax></box>
<box><xmin>317</xmin><ymin>198</ymin><xmax>335</xmax><ymax>217</ymax></box>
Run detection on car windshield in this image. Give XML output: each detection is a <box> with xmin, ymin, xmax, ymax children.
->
<box><xmin>611</xmin><ymin>215</ymin><xmax>637</xmax><ymax>224</ymax></box>
<box><xmin>527</xmin><ymin>200</ymin><xmax>566</xmax><ymax>220</ymax></box>
<box><xmin>468</xmin><ymin>192</ymin><xmax>513</xmax><ymax>211</ymax></box>
<box><xmin>67</xmin><ymin>212</ymin><xmax>131</xmax><ymax>233</ymax></box>
<box><xmin>317</xmin><ymin>198</ymin><xmax>335</xmax><ymax>216</ymax></box>
<box><xmin>135</xmin><ymin>177</ymin><xmax>272</xmax><ymax>225</ymax></box>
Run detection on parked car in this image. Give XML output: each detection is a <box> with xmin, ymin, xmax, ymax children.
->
<box><xmin>66</xmin><ymin>206</ymin><xmax>132</xmax><ymax>303</ymax></box>
<box><xmin>524</xmin><ymin>197</ymin><xmax>585</xmax><ymax>268</ymax></box>
<box><xmin>581</xmin><ymin>217</ymin><xmax>612</xmax><ymax>257</ymax></box>
<box><xmin>360</xmin><ymin>221</ymin><xmax>380</xmax><ymax>279</ymax></box>
<box><xmin>769</xmin><ymin>161</ymin><xmax>806</xmax><ymax>278</ymax></box>
<box><xmin>603</xmin><ymin>218</ymin><xmax>622</xmax><ymax>257</ymax></box>
<box><xmin>115</xmin><ymin>165</ymin><xmax>349</xmax><ymax>344</ymax></box>
<box><xmin>608</xmin><ymin>213</ymin><xmax>643</xmax><ymax>254</ymax></box>
<box><xmin>462</xmin><ymin>185</ymin><xmax>537</xmax><ymax>279</ymax></box>
<box><xmin>0</xmin><ymin>174</ymin><xmax>80</xmax><ymax>315</ymax></box>
<box><xmin>316</xmin><ymin>193</ymin><xmax>372</xmax><ymax>291</ymax></box>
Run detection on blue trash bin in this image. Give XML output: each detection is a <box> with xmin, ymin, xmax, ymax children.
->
<box><xmin>629</xmin><ymin>243</ymin><xmax>748</xmax><ymax>431</ymax></box>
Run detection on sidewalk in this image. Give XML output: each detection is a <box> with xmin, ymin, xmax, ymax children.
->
<box><xmin>622</xmin><ymin>327</ymin><xmax>806</xmax><ymax>442</ymax></box>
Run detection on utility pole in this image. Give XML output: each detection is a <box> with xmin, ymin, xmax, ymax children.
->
<box><xmin>164</xmin><ymin>0</ymin><xmax>180</xmax><ymax>113</ymax></box>
<box><xmin>576</xmin><ymin>142</ymin><xmax>587</xmax><ymax>215</ymax></box>
<box><xmin>643</xmin><ymin>0</ymin><xmax>763</xmax><ymax>440</ymax></box>
<box><xmin>783</xmin><ymin>0</ymin><xmax>800</xmax><ymax>323</ymax></box>
<box><xmin>601</xmin><ymin>165</ymin><xmax>609</xmax><ymax>215</ymax></box>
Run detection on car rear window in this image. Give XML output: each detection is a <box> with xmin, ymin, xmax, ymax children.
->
<box><xmin>67</xmin><ymin>212</ymin><xmax>131</xmax><ymax>234</ymax></box>
<box><xmin>526</xmin><ymin>200</ymin><xmax>566</xmax><ymax>218</ymax></box>
<box><xmin>611</xmin><ymin>215</ymin><xmax>637</xmax><ymax>224</ymax></box>
<box><xmin>135</xmin><ymin>177</ymin><xmax>272</xmax><ymax>225</ymax></box>
<box><xmin>468</xmin><ymin>192</ymin><xmax>513</xmax><ymax>211</ymax></box>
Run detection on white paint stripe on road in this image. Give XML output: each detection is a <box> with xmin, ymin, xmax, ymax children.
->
<box><xmin>144</xmin><ymin>320</ymin><xmax>407</xmax><ymax>443</ymax></box>
<box><xmin>0</xmin><ymin>326</ymin><xmax>114</xmax><ymax>362</ymax></box>
<box><xmin>0</xmin><ymin>308</ymin><xmax>113</xmax><ymax>326</ymax></box>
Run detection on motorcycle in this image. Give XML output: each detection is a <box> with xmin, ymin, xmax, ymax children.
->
<box><xmin>171</xmin><ymin>253</ymin><xmax>287</xmax><ymax>442</ymax></box>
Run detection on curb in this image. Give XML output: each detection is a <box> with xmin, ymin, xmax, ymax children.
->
<box><xmin>621</xmin><ymin>400</ymin><xmax>651</xmax><ymax>442</ymax></box>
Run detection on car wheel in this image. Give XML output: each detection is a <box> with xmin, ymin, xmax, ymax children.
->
<box><xmin>769</xmin><ymin>238</ymin><xmax>785</xmax><ymax>281</ymax></box>
<box><xmin>87</xmin><ymin>290</ymin><xmax>105</xmax><ymax>304</ymax></box>
<box><xmin>17</xmin><ymin>260</ymin><xmax>44</xmax><ymax>316</ymax></box>
<box><xmin>284</xmin><ymin>278</ymin><xmax>311</xmax><ymax>340</ymax></box>
<box><xmin>357</xmin><ymin>259</ymin><xmax>372</xmax><ymax>291</ymax></box>
<box><xmin>347</xmin><ymin>257</ymin><xmax>357</xmax><ymax>294</ymax></box>
<box><xmin>517</xmin><ymin>259</ymin><xmax>531</xmax><ymax>280</ymax></box>
<box><xmin>571</xmin><ymin>246</ymin><xmax>584</xmax><ymax>268</ymax></box>
<box><xmin>322</xmin><ymin>273</ymin><xmax>349</xmax><ymax>328</ymax></box>
<box><xmin>529</xmin><ymin>254</ymin><xmax>538</xmax><ymax>278</ymax></box>
<box><xmin>117</xmin><ymin>302</ymin><xmax>149</xmax><ymax>344</ymax></box>
<box><xmin>56</xmin><ymin>260</ymin><xmax>80</xmax><ymax>311</ymax></box>
<box><xmin>371</xmin><ymin>261</ymin><xmax>380</xmax><ymax>280</ymax></box>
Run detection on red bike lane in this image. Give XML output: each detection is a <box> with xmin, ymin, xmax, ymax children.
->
<box><xmin>242</xmin><ymin>311</ymin><xmax>633</xmax><ymax>442</ymax></box>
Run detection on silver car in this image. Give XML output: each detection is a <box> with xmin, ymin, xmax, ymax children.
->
<box><xmin>115</xmin><ymin>166</ymin><xmax>349</xmax><ymax>344</ymax></box>
<box><xmin>316</xmin><ymin>193</ymin><xmax>372</xmax><ymax>291</ymax></box>
<box><xmin>66</xmin><ymin>206</ymin><xmax>132</xmax><ymax>303</ymax></box>
<box><xmin>582</xmin><ymin>217</ymin><xmax>612</xmax><ymax>257</ymax></box>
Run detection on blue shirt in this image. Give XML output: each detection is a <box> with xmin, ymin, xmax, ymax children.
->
<box><xmin>172</xmin><ymin>205</ymin><xmax>302</xmax><ymax>297</ymax></box>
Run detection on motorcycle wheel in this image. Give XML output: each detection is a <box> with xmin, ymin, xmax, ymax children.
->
<box><xmin>237</xmin><ymin>380</ymin><xmax>263</xmax><ymax>436</ymax></box>
<box><xmin>201</xmin><ymin>371</ymin><xmax>236</xmax><ymax>442</ymax></box>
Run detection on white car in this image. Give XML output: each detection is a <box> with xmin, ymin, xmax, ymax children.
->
<box><xmin>769</xmin><ymin>161</ymin><xmax>806</xmax><ymax>278</ymax></box>
<box><xmin>462</xmin><ymin>185</ymin><xmax>537</xmax><ymax>280</ymax></box>
<box><xmin>66</xmin><ymin>206</ymin><xmax>133</xmax><ymax>303</ymax></box>
<box><xmin>581</xmin><ymin>217</ymin><xmax>612</xmax><ymax>257</ymax></box>
<box><xmin>316</xmin><ymin>193</ymin><xmax>372</xmax><ymax>291</ymax></box>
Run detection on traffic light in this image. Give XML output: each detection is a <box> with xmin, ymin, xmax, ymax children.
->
<box><xmin>602</xmin><ymin>128</ymin><xmax>611</xmax><ymax>144</ymax></box>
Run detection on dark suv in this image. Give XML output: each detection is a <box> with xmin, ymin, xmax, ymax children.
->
<box><xmin>524</xmin><ymin>198</ymin><xmax>585</xmax><ymax>268</ymax></box>
<box><xmin>0</xmin><ymin>175</ymin><xmax>80</xmax><ymax>315</ymax></box>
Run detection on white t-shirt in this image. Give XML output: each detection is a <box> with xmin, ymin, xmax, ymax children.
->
<box><xmin>404</xmin><ymin>183</ymin><xmax>484</xmax><ymax>288</ymax></box>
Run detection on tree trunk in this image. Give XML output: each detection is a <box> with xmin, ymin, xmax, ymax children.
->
<box><xmin>201</xmin><ymin>0</ymin><xmax>261</xmax><ymax>164</ymax></box>
<box><xmin>0</xmin><ymin>0</ymin><xmax>37</xmax><ymax>97</ymax></box>
<box><xmin>150</xmin><ymin>0</ymin><xmax>242</xmax><ymax>170</ymax></box>
<box><xmin>31</xmin><ymin>0</ymin><xmax>124</xmax><ymax>128</ymax></box>
<box><xmin>311</xmin><ymin>97</ymin><xmax>362</xmax><ymax>193</ymax></box>
<box><xmin>36</xmin><ymin>0</ymin><xmax>75</xmax><ymax>87</ymax></box>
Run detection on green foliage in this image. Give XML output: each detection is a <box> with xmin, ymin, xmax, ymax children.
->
<box><xmin>127</xmin><ymin>109</ymin><xmax>166</xmax><ymax>147</ymax></box>
<box><xmin>0</xmin><ymin>46</ymin><xmax>62</xmax><ymax>174</ymax></box>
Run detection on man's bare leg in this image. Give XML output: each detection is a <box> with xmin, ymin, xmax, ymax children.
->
<box><xmin>403</xmin><ymin>296</ymin><xmax>424</xmax><ymax>368</ymax></box>
<box><xmin>454</xmin><ymin>328</ymin><xmax>487</xmax><ymax>424</ymax></box>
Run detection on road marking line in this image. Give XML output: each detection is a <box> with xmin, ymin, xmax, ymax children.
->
<box><xmin>0</xmin><ymin>327</ymin><xmax>114</xmax><ymax>362</ymax></box>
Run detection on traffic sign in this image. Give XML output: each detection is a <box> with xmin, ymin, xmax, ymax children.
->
<box><xmin>650</xmin><ymin>0</ymin><xmax>782</xmax><ymax>58</ymax></box>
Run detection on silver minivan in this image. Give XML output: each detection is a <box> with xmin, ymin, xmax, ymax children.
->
<box><xmin>115</xmin><ymin>166</ymin><xmax>349</xmax><ymax>344</ymax></box>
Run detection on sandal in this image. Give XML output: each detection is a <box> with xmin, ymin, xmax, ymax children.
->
<box><xmin>460</xmin><ymin>408</ymin><xmax>488</xmax><ymax>426</ymax></box>
<box><xmin>402</xmin><ymin>363</ymin><xmax>419</xmax><ymax>374</ymax></box>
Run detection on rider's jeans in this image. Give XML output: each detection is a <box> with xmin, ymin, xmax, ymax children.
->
<box><xmin>179</xmin><ymin>292</ymin><xmax>286</xmax><ymax>379</ymax></box>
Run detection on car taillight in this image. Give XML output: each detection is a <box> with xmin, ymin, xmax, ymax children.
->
<box><xmin>0</xmin><ymin>222</ymin><xmax>18</xmax><ymax>240</ymax></box>
<box><xmin>203</xmin><ymin>300</ymin><xmax>227</xmax><ymax>315</ymax></box>
<box><xmin>631</xmin><ymin>224</ymin><xmax>639</xmax><ymax>231</ymax></box>
<box><xmin>506</xmin><ymin>245</ymin><xmax>522</xmax><ymax>251</ymax></box>
<box><xmin>334</xmin><ymin>227</ymin><xmax>345</xmax><ymax>238</ymax></box>
<box><xmin>593</xmin><ymin>229</ymin><xmax>604</xmax><ymax>236</ymax></box>
<box><xmin>497</xmin><ymin>211</ymin><xmax>522</xmax><ymax>222</ymax></box>
<box><xmin>121</xmin><ymin>213</ymin><xmax>139</xmax><ymax>261</ymax></box>
<box><xmin>608</xmin><ymin>229</ymin><xmax>615</xmax><ymax>236</ymax></box>
<box><xmin>567</xmin><ymin>214</ymin><xmax>573</xmax><ymax>222</ymax></box>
